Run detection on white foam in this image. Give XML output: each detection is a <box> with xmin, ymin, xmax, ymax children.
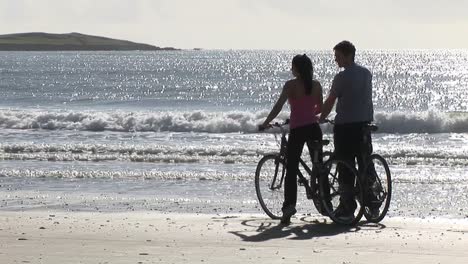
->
<box><xmin>374</xmin><ymin>111</ymin><xmax>468</xmax><ymax>133</ymax></box>
<box><xmin>0</xmin><ymin>109</ymin><xmax>270</xmax><ymax>133</ymax></box>
<box><xmin>0</xmin><ymin>109</ymin><xmax>467</xmax><ymax>134</ymax></box>
<box><xmin>0</xmin><ymin>166</ymin><xmax>251</xmax><ymax>181</ymax></box>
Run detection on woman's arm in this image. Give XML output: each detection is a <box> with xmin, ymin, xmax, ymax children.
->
<box><xmin>259</xmin><ymin>83</ymin><xmax>289</xmax><ymax>129</ymax></box>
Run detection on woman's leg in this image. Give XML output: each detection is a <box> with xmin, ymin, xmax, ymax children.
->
<box><xmin>306</xmin><ymin>123</ymin><xmax>323</xmax><ymax>163</ymax></box>
<box><xmin>283</xmin><ymin>128</ymin><xmax>306</xmax><ymax>209</ymax></box>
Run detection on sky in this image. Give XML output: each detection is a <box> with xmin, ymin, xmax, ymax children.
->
<box><xmin>1</xmin><ymin>0</ymin><xmax>467</xmax><ymax>50</ymax></box>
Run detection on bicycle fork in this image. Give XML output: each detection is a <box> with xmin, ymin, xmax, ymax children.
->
<box><xmin>297</xmin><ymin>146</ymin><xmax>323</xmax><ymax>200</ymax></box>
<box><xmin>297</xmin><ymin>174</ymin><xmax>314</xmax><ymax>199</ymax></box>
<box><xmin>270</xmin><ymin>156</ymin><xmax>286</xmax><ymax>191</ymax></box>
<box><xmin>298</xmin><ymin>159</ymin><xmax>317</xmax><ymax>200</ymax></box>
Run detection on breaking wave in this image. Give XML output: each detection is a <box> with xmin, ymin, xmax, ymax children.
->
<box><xmin>0</xmin><ymin>109</ymin><xmax>467</xmax><ymax>134</ymax></box>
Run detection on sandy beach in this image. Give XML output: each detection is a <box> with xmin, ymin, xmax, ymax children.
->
<box><xmin>1</xmin><ymin>211</ymin><xmax>467</xmax><ymax>264</ymax></box>
<box><xmin>1</xmin><ymin>49</ymin><xmax>468</xmax><ymax>264</ymax></box>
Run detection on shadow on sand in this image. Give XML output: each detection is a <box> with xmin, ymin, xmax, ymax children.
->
<box><xmin>229</xmin><ymin>216</ymin><xmax>386</xmax><ymax>242</ymax></box>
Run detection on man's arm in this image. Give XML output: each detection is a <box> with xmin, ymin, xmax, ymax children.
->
<box><xmin>319</xmin><ymin>74</ymin><xmax>341</xmax><ymax>122</ymax></box>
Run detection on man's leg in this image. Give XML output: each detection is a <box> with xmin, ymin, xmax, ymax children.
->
<box><xmin>334</xmin><ymin>125</ymin><xmax>357</xmax><ymax>184</ymax></box>
<box><xmin>357</xmin><ymin>130</ymin><xmax>382</xmax><ymax>210</ymax></box>
<box><xmin>334</xmin><ymin>125</ymin><xmax>358</xmax><ymax>213</ymax></box>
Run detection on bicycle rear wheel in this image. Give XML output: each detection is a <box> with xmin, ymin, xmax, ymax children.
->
<box><xmin>320</xmin><ymin>158</ymin><xmax>364</xmax><ymax>225</ymax></box>
<box><xmin>255</xmin><ymin>154</ymin><xmax>286</xmax><ymax>219</ymax></box>
<box><xmin>363</xmin><ymin>154</ymin><xmax>392</xmax><ymax>223</ymax></box>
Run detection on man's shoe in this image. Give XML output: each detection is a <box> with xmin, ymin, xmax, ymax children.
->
<box><xmin>368</xmin><ymin>207</ymin><xmax>380</xmax><ymax>219</ymax></box>
<box><xmin>332</xmin><ymin>204</ymin><xmax>355</xmax><ymax>222</ymax></box>
<box><xmin>333</xmin><ymin>204</ymin><xmax>348</xmax><ymax>217</ymax></box>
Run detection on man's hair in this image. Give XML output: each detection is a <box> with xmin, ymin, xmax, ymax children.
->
<box><xmin>334</xmin><ymin>40</ymin><xmax>356</xmax><ymax>61</ymax></box>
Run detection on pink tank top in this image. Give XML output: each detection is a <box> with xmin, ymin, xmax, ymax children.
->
<box><xmin>288</xmin><ymin>95</ymin><xmax>320</xmax><ymax>129</ymax></box>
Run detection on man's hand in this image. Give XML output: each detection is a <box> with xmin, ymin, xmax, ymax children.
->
<box><xmin>321</xmin><ymin>94</ymin><xmax>337</xmax><ymax>122</ymax></box>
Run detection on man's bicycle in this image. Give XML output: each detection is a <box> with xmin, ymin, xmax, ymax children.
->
<box><xmin>322</xmin><ymin>121</ymin><xmax>392</xmax><ymax>223</ymax></box>
<box><xmin>359</xmin><ymin>124</ymin><xmax>392</xmax><ymax>223</ymax></box>
<box><xmin>255</xmin><ymin>120</ymin><xmax>365</xmax><ymax>225</ymax></box>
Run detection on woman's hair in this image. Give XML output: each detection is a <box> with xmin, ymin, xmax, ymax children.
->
<box><xmin>292</xmin><ymin>54</ymin><xmax>314</xmax><ymax>95</ymax></box>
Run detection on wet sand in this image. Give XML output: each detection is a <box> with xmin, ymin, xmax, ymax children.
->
<box><xmin>1</xmin><ymin>211</ymin><xmax>467</xmax><ymax>264</ymax></box>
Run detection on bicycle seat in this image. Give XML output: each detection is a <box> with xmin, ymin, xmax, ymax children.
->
<box><xmin>364</xmin><ymin>124</ymin><xmax>378</xmax><ymax>132</ymax></box>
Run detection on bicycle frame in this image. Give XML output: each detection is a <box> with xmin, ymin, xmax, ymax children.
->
<box><xmin>270</xmin><ymin>156</ymin><xmax>285</xmax><ymax>190</ymax></box>
<box><xmin>267</xmin><ymin>122</ymin><xmax>324</xmax><ymax>197</ymax></box>
<box><xmin>256</xmin><ymin>119</ymin><xmax>366</xmax><ymax>225</ymax></box>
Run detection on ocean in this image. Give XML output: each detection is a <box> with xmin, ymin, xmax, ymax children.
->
<box><xmin>1</xmin><ymin>50</ymin><xmax>467</xmax><ymax>219</ymax></box>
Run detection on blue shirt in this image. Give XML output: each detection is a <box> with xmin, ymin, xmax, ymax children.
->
<box><xmin>331</xmin><ymin>63</ymin><xmax>374</xmax><ymax>124</ymax></box>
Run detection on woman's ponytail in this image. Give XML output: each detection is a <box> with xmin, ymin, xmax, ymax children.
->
<box><xmin>292</xmin><ymin>54</ymin><xmax>314</xmax><ymax>94</ymax></box>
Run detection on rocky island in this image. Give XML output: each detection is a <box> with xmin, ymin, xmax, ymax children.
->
<box><xmin>0</xmin><ymin>32</ymin><xmax>178</xmax><ymax>51</ymax></box>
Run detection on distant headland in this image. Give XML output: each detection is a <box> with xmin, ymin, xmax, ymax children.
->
<box><xmin>0</xmin><ymin>32</ymin><xmax>179</xmax><ymax>51</ymax></box>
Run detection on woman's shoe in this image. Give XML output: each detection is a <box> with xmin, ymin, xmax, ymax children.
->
<box><xmin>280</xmin><ymin>206</ymin><xmax>297</xmax><ymax>225</ymax></box>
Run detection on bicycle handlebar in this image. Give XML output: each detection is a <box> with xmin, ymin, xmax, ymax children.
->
<box><xmin>258</xmin><ymin>119</ymin><xmax>290</xmax><ymax>132</ymax></box>
<box><xmin>259</xmin><ymin>118</ymin><xmax>336</xmax><ymax>132</ymax></box>
<box><xmin>273</xmin><ymin>119</ymin><xmax>290</xmax><ymax>127</ymax></box>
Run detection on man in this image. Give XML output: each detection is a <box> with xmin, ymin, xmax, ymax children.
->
<box><xmin>320</xmin><ymin>40</ymin><xmax>374</xmax><ymax>218</ymax></box>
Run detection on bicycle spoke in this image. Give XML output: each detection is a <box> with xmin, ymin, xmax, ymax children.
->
<box><xmin>363</xmin><ymin>154</ymin><xmax>392</xmax><ymax>223</ymax></box>
<box><xmin>320</xmin><ymin>158</ymin><xmax>364</xmax><ymax>226</ymax></box>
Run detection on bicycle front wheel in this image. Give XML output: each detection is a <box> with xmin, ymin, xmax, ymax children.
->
<box><xmin>363</xmin><ymin>154</ymin><xmax>392</xmax><ymax>223</ymax></box>
<box><xmin>320</xmin><ymin>158</ymin><xmax>364</xmax><ymax>226</ymax></box>
<box><xmin>255</xmin><ymin>154</ymin><xmax>286</xmax><ymax>219</ymax></box>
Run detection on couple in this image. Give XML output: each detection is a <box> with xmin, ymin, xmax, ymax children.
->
<box><xmin>259</xmin><ymin>40</ymin><xmax>374</xmax><ymax>225</ymax></box>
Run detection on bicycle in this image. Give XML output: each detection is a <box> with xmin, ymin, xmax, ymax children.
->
<box><xmin>255</xmin><ymin>120</ymin><xmax>365</xmax><ymax>226</ymax></box>
<box><xmin>360</xmin><ymin>124</ymin><xmax>392</xmax><ymax>223</ymax></box>
<box><xmin>322</xmin><ymin>120</ymin><xmax>392</xmax><ymax>223</ymax></box>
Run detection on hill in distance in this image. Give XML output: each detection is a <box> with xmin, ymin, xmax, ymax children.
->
<box><xmin>0</xmin><ymin>32</ymin><xmax>178</xmax><ymax>51</ymax></box>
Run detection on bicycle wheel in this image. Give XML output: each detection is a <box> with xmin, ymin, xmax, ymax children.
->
<box><xmin>255</xmin><ymin>154</ymin><xmax>286</xmax><ymax>219</ymax></box>
<box><xmin>319</xmin><ymin>158</ymin><xmax>364</xmax><ymax>225</ymax></box>
<box><xmin>363</xmin><ymin>154</ymin><xmax>392</xmax><ymax>223</ymax></box>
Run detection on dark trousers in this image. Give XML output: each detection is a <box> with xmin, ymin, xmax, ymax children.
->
<box><xmin>283</xmin><ymin>123</ymin><xmax>322</xmax><ymax>209</ymax></box>
<box><xmin>334</xmin><ymin>122</ymin><xmax>373</xmax><ymax>206</ymax></box>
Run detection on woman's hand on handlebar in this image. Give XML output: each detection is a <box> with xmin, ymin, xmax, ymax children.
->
<box><xmin>258</xmin><ymin>123</ymin><xmax>272</xmax><ymax>131</ymax></box>
<box><xmin>258</xmin><ymin>119</ymin><xmax>289</xmax><ymax>131</ymax></box>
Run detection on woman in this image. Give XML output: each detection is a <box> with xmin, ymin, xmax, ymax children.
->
<box><xmin>259</xmin><ymin>54</ymin><xmax>323</xmax><ymax>224</ymax></box>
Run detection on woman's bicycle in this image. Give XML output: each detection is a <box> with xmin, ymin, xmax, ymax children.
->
<box><xmin>255</xmin><ymin>120</ymin><xmax>365</xmax><ymax>225</ymax></box>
